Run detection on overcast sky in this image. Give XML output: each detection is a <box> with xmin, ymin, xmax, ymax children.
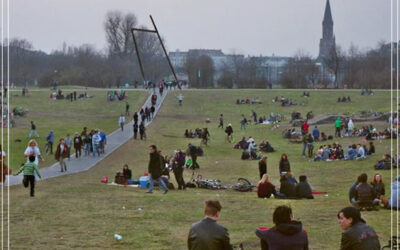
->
<box><xmin>10</xmin><ymin>0</ymin><xmax>390</xmax><ymax>57</ymax></box>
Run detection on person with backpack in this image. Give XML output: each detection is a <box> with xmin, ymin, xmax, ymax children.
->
<box><xmin>188</xmin><ymin>143</ymin><xmax>200</xmax><ymax>169</ymax></box>
<box><xmin>15</xmin><ymin>155</ymin><xmax>42</xmax><ymax>197</ymax></box>
<box><xmin>73</xmin><ymin>132</ymin><xmax>82</xmax><ymax>158</ymax></box>
<box><xmin>173</xmin><ymin>150</ymin><xmax>186</xmax><ymax>190</ymax></box>
<box><xmin>147</xmin><ymin>145</ymin><xmax>168</xmax><ymax>194</ymax></box>
<box><xmin>225</xmin><ymin>124</ymin><xmax>233</xmax><ymax>143</ymax></box>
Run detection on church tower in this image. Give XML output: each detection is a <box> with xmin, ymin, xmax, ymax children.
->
<box><xmin>319</xmin><ymin>0</ymin><xmax>336</xmax><ymax>59</ymax></box>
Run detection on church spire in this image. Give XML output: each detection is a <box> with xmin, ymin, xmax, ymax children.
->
<box><xmin>323</xmin><ymin>0</ymin><xmax>333</xmax><ymax>24</ymax></box>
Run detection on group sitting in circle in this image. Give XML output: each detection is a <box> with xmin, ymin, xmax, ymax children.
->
<box><xmin>313</xmin><ymin>142</ymin><xmax>374</xmax><ymax>161</ymax></box>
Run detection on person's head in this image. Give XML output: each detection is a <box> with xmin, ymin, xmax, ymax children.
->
<box><xmin>359</xmin><ymin>173</ymin><xmax>368</xmax><ymax>183</ymax></box>
<box><xmin>74</xmin><ymin>132</ymin><xmax>78</xmax><ymax>136</ymax></box>
<box><xmin>370</xmin><ymin>141</ymin><xmax>374</xmax><ymax>146</ymax></box>
<box><xmin>352</xmin><ymin>144</ymin><xmax>357</xmax><ymax>149</ymax></box>
<box><xmin>59</xmin><ymin>138</ymin><xmax>65</xmax><ymax>144</ymax></box>
<box><xmin>273</xmin><ymin>205</ymin><xmax>293</xmax><ymax>225</ymax></box>
<box><xmin>280</xmin><ymin>154</ymin><xmax>288</xmax><ymax>161</ymax></box>
<box><xmin>260</xmin><ymin>174</ymin><xmax>270</xmax><ymax>183</ymax></box>
<box><xmin>28</xmin><ymin>155</ymin><xmax>35</xmax><ymax>162</ymax></box>
<box><xmin>28</xmin><ymin>139</ymin><xmax>37</xmax><ymax>147</ymax></box>
<box><xmin>261</xmin><ymin>156</ymin><xmax>267</xmax><ymax>162</ymax></box>
<box><xmin>315</xmin><ymin>126</ymin><xmax>318</xmax><ymax>129</ymax></box>
<box><xmin>337</xmin><ymin>207</ymin><xmax>365</xmax><ymax>230</ymax></box>
<box><xmin>299</xmin><ymin>175</ymin><xmax>307</xmax><ymax>182</ymax></box>
<box><xmin>149</xmin><ymin>145</ymin><xmax>157</xmax><ymax>154</ymax></box>
<box><xmin>123</xmin><ymin>164</ymin><xmax>128</xmax><ymax>171</ymax></box>
<box><xmin>372</xmin><ymin>174</ymin><xmax>383</xmax><ymax>185</ymax></box>
<box><xmin>204</xmin><ymin>200</ymin><xmax>222</xmax><ymax>219</ymax></box>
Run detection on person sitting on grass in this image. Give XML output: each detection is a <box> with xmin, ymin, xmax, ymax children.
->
<box><xmin>188</xmin><ymin>200</ymin><xmax>232</xmax><ymax>250</ymax></box>
<box><xmin>368</xmin><ymin>141</ymin><xmax>375</xmax><ymax>155</ymax></box>
<box><xmin>257</xmin><ymin>174</ymin><xmax>278</xmax><ymax>198</ymax></box>
<box><xmin>295</xmin><ymin>175</ymin><xmax>314</xmax><ymax>199</ymax></box>
<box><xmin>354</xmin><ymin>173</ymin><xmax>376</xmax><ymax>210</ymax></box>
<box><xmin>379</xmin><ymin>176</ymin><xmax>400</xmax><ymax>210</ymax></box>
<box><xmin>345</xmin><ymin>144</ymin><xmax>357</xmax><ymax>160</ymax></box>
<box><xmin>15</xmin><ymin>155</ymin><xmax>42</xmax><ymax>197</ymax></box>
<box><xmin>371</xmin><ymin>173</ymin><xmax>385</xmax><ymax>203</ymax></box>
<box><xmin>349</xmin><ymin>175</ymin><xmax>361</xmax><ymax>205</ymax></box>
<box><xmin>313</xmin><ymin>146</ymin><xmax>324</xmax><ymax>161</ymax></box>
<box><xmin>278</xmin><ymin>175</ymin><xmax>296</xmax><ymax>199</ymax></box>
<box><xmin>255</xmin><ymin>205</ymin><xmax>308</xmax><ymax>250</ymax></box>
<box><xmin>356</xmin><ymin>144</ymin><xmax>366</xmax><ymax>159</ymax></box>
<box><xmin>337</xmin><ymin>207</ymin><xmax>380</xmax><ymax>250</ymax></box>
<box><xmin>122</xmin><ymin>164</ymin><xmax>132</xmax><ymax>181</ymax></box>
<box><xmin>375</xmin><ymin>154</ymin><xmax>393</xmax><ymax>170</ymax></box>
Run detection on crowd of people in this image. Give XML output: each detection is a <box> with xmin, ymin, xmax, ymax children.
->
<box><xmin>236</xmin><ymin>98</ymin><xmax>262</xmax><ymax>104</ymax></box>
<box><xmin>107</xmin><ymin>89</ymin><xmax>127</xmax><ymax>101</ymax></box>
<box><xmin>337</xmin><ymin>96</ymin><xmax>351</xmax><ymax>102</ymax></box>
<box><xmin>313</xmin><ymin>142</ymin><xmax>375</xmax><ymax>161</ymax></box>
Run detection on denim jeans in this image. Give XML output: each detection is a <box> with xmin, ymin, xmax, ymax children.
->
<box><xmin>302</xmin><ymin>143</ymin><xmax>306</xmax><ymax>156</ymax></box>
<box><xmin>28</xmin><ymin>129</ymin><xmax>39</xmax><ymax>138</ymax></box>
<box><xmin>147</xmin><ymin>176</ymin><xmax>168</xmax><ymax>193</ymax></box>
<box><xmin>84</xmin><ymin>143</ymin><xmax>90</xmax><ymax>156</ymax></box>
<box><xmin>92</xmin><ymin>144</ymin><xmax>100</xmax><ymax>156</ymax></box>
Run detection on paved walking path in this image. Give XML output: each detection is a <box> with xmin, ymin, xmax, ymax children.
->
<box><xmin>7</xmin><ymin>89</ymin><xmax>170</xmax><ymax>186</ymax></box>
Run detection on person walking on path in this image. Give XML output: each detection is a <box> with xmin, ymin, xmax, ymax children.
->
<box><xmin>73</xmin><ymin>132</ymin><xmax>82</xmax><ymax>158</ymax></box>
<box><xmin>133</xmin><ymin>122</ymin><xmax>138</xmax><ymax>139</ymax></box>
<box><xmin>55</xmin><ymin>138</ymin><xmax>69</xmax><ymax>172</ymax></box>
<box><xmin>133</xmin><ymin>112</ymin><xmax>138</xmax><ymax>124</ymax></box>
<box><xmin>28</xmin><ymin>121</ymin><xmax>39</xmax><ymax>138</ymax></box>
<box><xmin>139</xmin><ymin>121</ymin><xmax>146</xmax><ymax>140</ymax></box>
<box><xmin>147</xmin><ymin>145</ymin><xmax>168</xmax><ymax>194</ymax></box>
<box><xmin>99</xmin><ymin>130</ymin><xmax>106</xmax><ymax>154</ymax></box>
<box><xmin>145</xmin><ymin>107</ymin><xmax>151</xmax><ymax>122</ymax></box>
<box><xmin>125</xmin><ymin>102</ymin><xmax>130</xmax><ymax>116</ymax></box>
<box><xmin>225</xmin><ymin>124</ymin><xmax>233</xmax><ymax>143</ymax></box>
<box><xmin>15</xmin><ymin>155</ymin><xmax>41</xmax><ymax>197</ymax></box>
<box><xmin>178</xmin><ymin>93</ymin><xmax>183</xmax><ymax>106</ymax></box>
<box><xmin>64</xmin><ymin>134</ymin><xmax>72</xmax><ymax>160</ymax></box>
<box><xmin>83</xmin><ymin>131</ymin><xmax>91</xmax><ymax>156</ymax></box>
<box><xmin>92</xmin><ymin>130</ymin><xmax>101</xmax><ymax>157</ymax></box>
<box><xmin>119</xmin><ymin>114</ymin><xmax>125</xmax><ymax>131</ymax></box>
<box><xmin>150</xmin><ymin>105</ymin><xmax>155</xmax><ymax>119</ymax></box>
<box><xmin>335</xmin><ymin>117</ymin><xmax>342</xmax><ymax>137</ymax></box>
<box><xmin>218</xmin><ymin>114</ymin><xmax>224</xmax><ymax>128</ymax></box>
<box><xmin>45</xmin><ymin>130</ymin><xmax>54</xmax><ymax>155</ymax></box>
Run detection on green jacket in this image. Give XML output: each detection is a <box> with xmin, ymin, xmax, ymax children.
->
<box><xmin>16</xmin><ymin>162</ymin><xmax>41</xmax><ymax>178</ymax></box>
<box><xmin>335</xmin><ymin>118</ymin><xmax>341</xmax><ymax>128</ymax></box>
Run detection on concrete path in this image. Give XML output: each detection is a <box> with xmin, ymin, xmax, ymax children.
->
<box><xmin>7</xmin><ymin>89</ymin><xmax>170</xmax><ymax>186</ymax></box>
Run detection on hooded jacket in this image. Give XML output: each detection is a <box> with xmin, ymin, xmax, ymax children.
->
<box><xmin>255</xmin><ymin>221</ymin><xmax>308</xmax><ymax>250</ymax></box>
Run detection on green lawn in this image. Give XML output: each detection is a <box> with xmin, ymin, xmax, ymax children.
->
<box><xmin>6</xmin><ymin>88</ymin><xmax>148</xmax><ymax>170</ymax></box>
<box><xmin>9</xmin><ymin>89</ymin><xmax>393</xmax><ymax>249</ymax></box>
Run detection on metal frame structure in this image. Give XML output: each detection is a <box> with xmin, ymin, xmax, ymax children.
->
<box><xmin>131</xmin><ymin>15</ymin><xmax>178</xmax><ymax>83</ymax></box>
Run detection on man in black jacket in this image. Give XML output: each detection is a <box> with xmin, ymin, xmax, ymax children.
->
<box><xmin>354</xmin><ymin>173</ymin><xmax>375</xmax><ymax>209</ymax></box>
<box><xmin>295</xmin><ymin>175</ymin><xmax>314</xmax><ymax>199</ymax></box>
<box><xmin>188</xmin><ymin>200</ymin><xmax>232</xmax><ymax>250</ymax></box>
<box><xmin>147</xmin><ymin>145</ymin><xmax>168</xmax><ymax>194</ymax></box>
<box><xmin>73</xmin><ymin>132</ymin><xmax>83</xmax><ymax>158</ymax></box>
<box><xmin>188</xmin><ymin>144</ymin><xmax>200</xmax><ymax>169</ymax></box>
<box><xmin>337</xmin><ymin>207</ymin><xmax>380</xmax><ymax>250</ymax></box>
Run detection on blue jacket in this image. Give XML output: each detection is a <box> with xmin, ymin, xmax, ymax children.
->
<box><xmin>390</xmin><ymin>180</ymin><xmax>400</xmax><ymax>208</ymax></box>
<box><xmin>100</xmin><ymin>132</ymin><xmax>106</xmax><ymax>143</ymax></box>
<box><xmin>312</xmin><ymin>128</ymin><xmax>320</xmax><ymax>139</ymax></box>
<box><xmin>46</xmin><ymin>131</ymin><xmax>54</xmax><ymax>143</ymax></box>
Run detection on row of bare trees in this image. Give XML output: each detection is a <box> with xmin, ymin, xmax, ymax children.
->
<box><xmin>3</xmin><ymin>11</ymin><xmax>170</xmax><ymax>88</ymax></box>
<box><xmin>280</xmin><ymin>42</ymin><xmax>392</xmax><ymax>89</ymax></box>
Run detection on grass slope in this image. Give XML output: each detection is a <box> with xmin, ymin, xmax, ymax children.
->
<box><xmin>9</xmin><ymin>89</ymin><xmax>393</xmax><ymax>249</ymax></box>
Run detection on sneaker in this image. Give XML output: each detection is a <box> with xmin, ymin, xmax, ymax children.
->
<box><xmin>163</xmin><ymin>190</ymin><xmax>169</xmax><ymax>195</ymax></box>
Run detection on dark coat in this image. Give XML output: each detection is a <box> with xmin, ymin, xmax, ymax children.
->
<box><xmin>340</xmin><ymin>222</ymin><xmax>380</xmax><ymax>250</ymax></box>
<box><xmin>259</xmin><ymin>161</ymin><xmax>267</xmax><ymax>178</ymax></box>
<box><xmin>73</xmin><ymin>136</ymin><xmax>83</xmax><ymax>148</ymax></box>
<box><xmin>55</xmin><ymin>144</ymin><xmax>69</xmax><ymax>160</ymax></box>
<box><xmin>280</xmin><ymin>179</ymin><xmax>296</xmax><ymax>198</ymax></box>
<box><xmin>295</xmin><ymin>181</ymin><xmax>314</xmax><ymax>199</ymax></box>
<box><xmin>255</xmin><ymin>221</ymin><xmax>308</xmax><ymax>250</ymax></box>
<box><xmin>371</xmin><ymin>183</ymin><xmax>385</xmax><ymax>198</ymax></box>
<box><xmin>188</xmin><ymin>217</ymin><xmax>232</xmax><ymax>250</ymax></box>
<box><xmin>148</xmin><ymin>152</ymin><xmax>162</xmax><ymax>179</ymax></box>
<box><xmin>355</xmin><ymin>183</ymin><xmax>375</xmax><ymax>207</ymax></box>
<box><xmin>279</xmin><ymin>160</ymin><xmax>291</xmax><ymax>173</ymax></box>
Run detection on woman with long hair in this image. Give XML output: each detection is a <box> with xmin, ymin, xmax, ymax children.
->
<box><xmin>371</xmin><ymin>173</ymin><xmax>385</xmax><ymax>199</ymax></box>
<box><xmin>24</xmin><ymin>139</ymin><xmax>44</xmax><ymax>166</ymax></box>
<box><xmin>258</xmin><ymin>156</ymin><xmax>267</xmax><ymax>179</ymax></box>
<box><xmin>257</xmin><ymin>174</ymin><xmax>277</xmax><ymax>198</ymax></box>
<box><xmin>279</xmin><ymin>154</ymin><xmax>290</xmax><ymax>174</ymax></box>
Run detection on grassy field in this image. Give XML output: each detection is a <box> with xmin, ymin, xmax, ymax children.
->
<box><xmin>9</xmin><ymin>89</ymin><xmax>394</xmax><ymax>249</ymax></box>
<box><xmin>6</xmin><ymin>88</ymin><xmax>148</xmax><ymax>170</ymax></box>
